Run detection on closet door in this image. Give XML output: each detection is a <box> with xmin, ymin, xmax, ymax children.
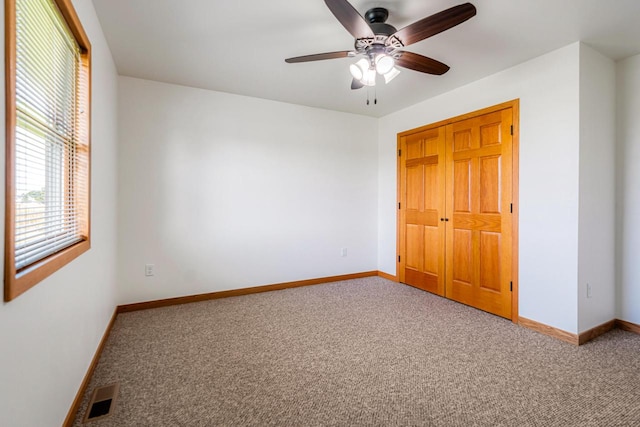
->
<box><xmin>445</xmin><ymin>109</ymin><xmax>513</xmax><ymax>318</ymax></box>
<box><xmin>398</xmin><ymin>127</ymin><xmax>446</xmax><ymax>296</ymax></box>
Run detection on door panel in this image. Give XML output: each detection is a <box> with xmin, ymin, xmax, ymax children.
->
<box><xmin>406</xmin><ymin>166</ymin><xmax>423</xmax><ymax>210</ymax></box>
<box><xmin>453</xmin><ymin>160</ymin><xmax>471</xmax><ymax>212</ymax></box>
<box><xmin>479</xmin><ymin>156</ymin><xmax>501</xmax><ymax>213</ymax></box>
<box><xmin>445</xmin><ymin>109</ymin><xmax>513</xmax><ymax>318</ymax></box>
<box><xmin>453</xmin><ymin>129</ymin><xmax>472</xmax><ymax>152</ymax></box>
<box><xmin>398</xmin><ymin>127</ymin><xmax>446</xmax><ymax>296</ymax></box>
<box><xmin>452</xmin><ymin>229</ymin><xmax>472</xmax><ymax>284</ymax></box>
<box><xmin>480</xmin><ymin>122</ymin><xmax>501</xmax><ymax>147</ymax></box>
<box><xmin>479</xmin><ymin>231</ymin><xmax>501</xmax><ymax>292</ymax></box>
<box><xmin>406</xmin><ymin>224</ymin><xmax>424</xmax><ymax>271</ymax></box>
<box><xmin>424</xmin><ymin>164</ymin><xmax>439</xmax><ymax>210</ymax></box>
<box><xmin>423</xmin><ymin>226</ymin><xmax>439</xmax><ymax>274</ymax></box>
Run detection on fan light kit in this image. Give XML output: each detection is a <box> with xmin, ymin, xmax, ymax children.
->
<box><xmin>349</xmin><ymin>54</ymin><xmax>399</xmax><ymax>87</ymax></box>
<box><xmin>285</xmin><ymin>0</ymin><xmax>477</xmax><ymax>97</ymax></box>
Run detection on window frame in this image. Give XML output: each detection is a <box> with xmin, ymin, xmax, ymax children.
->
<box><xmin>5</xmin><ymin>0</ymin><xmax>91</xmax><ymax>301</ymax></box>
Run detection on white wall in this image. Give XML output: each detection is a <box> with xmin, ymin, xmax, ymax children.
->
<box><xmin>117</xmin><ymin>77</ymin><xmax>378</xmax><ymax>304</ymax></box>
<box><xmin>616</xmin><ymin>53</ymin><xmax>640</xmax><ymax>325</ymax></box>
<box><xmin>378</xmin><ymin>43</ymin><xmax>582</xmax><ymax>333</ymax></box>
<box><xmin>577</xmin><ymin>44</ymin><xmax>617</xmax><ymax>332</ymax></box>
<box><xmin>0</xmin><ymin>1</ymin><xmax>119</xmax><ymax>426</ymax></box>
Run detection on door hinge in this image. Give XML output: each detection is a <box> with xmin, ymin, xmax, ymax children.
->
<box><xmin>398</xmin><ymin>202</ymin><xmax>401</xmax><ymax>209</ymax></box>
<box><xmin>398</xmin><ymin>149</ymin><xmax>401</xmax><ymax>157</ymax></box>
<box><xmin>510</xmin><ymin>281</ymin><xmax>513</xmax><ymax>292</ymax></box>
<box><xmin>510</xmin><ymin>203</ymin><xmax>513</xmax><ymax>213</ymax></box>
<box><xmin>510</xmin><ymin>125</ymin><xmax>513</xmax><ymax>135</ymax></box>
<box><xmin>398</xmin><ymin>255</ymin><xmax>401</xmax><ymax>262</ymax></box>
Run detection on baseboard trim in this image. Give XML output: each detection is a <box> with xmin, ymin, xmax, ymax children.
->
<box><xmin>377</xmin><ymin>271</ymin><xmax>398</xmax><ymax>281</ymax></box>
<box><xmin>63</xmin><ymin>308</ymin><xmax>118</xmax><ymax>427</ymax></box>
<box><xmin>616</xmin><ymin>319</ymin><xmax>640</xmax><ymax>334</ymax></box>
<box><xmin>518</xmin><ymin>317</ymin><xmax>578</xmax><ymax>345</ymax></box>
<box><xmin>578</xmin><ymin>320</ymin><xmax>617</xmax><ymax>345</ymax></box>
<box><xmin>519</xmin><ymin>317</ymin><xmax>640</xmax><ymax>346</ymax></box>
<box><xmin>117</xmin><ymin>271</ymin><xmax>380</xmax><ymax>313</ymax></box>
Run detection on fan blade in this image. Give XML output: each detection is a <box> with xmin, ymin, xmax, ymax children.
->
<box><xmin>285</xmin><ymin>51</ymin><xmax>353</xmax><ymax>63</ymax></box>
<box><xmin>324</xmin><ymin>0</ymin><xmax>374</xmax><ymax>39</ymax></box>
<box><xmin>351</xmin><ymin>78</ymin><xmax>364</xmax><ymax>90</ymax></box>
<box><xmin>396</xmin><ymin>52</ymin><xmax>450</xmax><ymax>75</ymax></box>
<box><xmin>393</xmin><ymin>3</ymin><xmax>476</xmax><ymax>47</ymax></box>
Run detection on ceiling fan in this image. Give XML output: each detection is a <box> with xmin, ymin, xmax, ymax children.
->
<box><xmin>285</xmin><ymin>0</ymin><xmax>477</xmax><ymax>90</ymax></box>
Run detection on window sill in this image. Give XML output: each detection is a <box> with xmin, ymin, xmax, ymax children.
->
<box><xmin>5</xmin><ymin>239</ymin><xmax>90</xmax><ymax>301</ymax></box>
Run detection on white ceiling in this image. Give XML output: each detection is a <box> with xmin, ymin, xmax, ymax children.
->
<box><xmin>91</xmin><ymin>0</ymin><xmax>640</xmax><ymax>118</ymax></box>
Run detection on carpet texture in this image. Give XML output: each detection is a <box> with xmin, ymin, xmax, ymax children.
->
<box><xmin>73</xmin><ymin>278</ymin><xmax>640</xmax><ymax>426</ymax></box>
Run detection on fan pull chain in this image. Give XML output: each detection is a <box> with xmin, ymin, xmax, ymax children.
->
<box><xmin>365</xmin><ymin>87</ymin><xmax>378</xmax><ymax>106</ymax></box>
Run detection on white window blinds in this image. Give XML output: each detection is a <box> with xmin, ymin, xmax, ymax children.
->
<box><xmin>14</xmin><ymin>0</ymin><xmax>85</xmax><ymax>270</ymax></box>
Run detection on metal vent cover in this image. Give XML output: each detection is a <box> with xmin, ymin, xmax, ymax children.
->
<box><xmin>83</xmin><ymin>383</ymin><xmax>119</xmax><ymax>423</ymax></box>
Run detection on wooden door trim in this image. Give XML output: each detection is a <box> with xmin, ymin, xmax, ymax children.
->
<box><xmin>397</xmin><ymin>99</ymin><xmax>520</xmax><ymax>323</ymax></box>
<box><xmin>397</xmin><ymin>100</ymin><xmax>519</xmax><ymax>138</ymax></box>
<box><xmin>511</xmin><ymin>101</ymin><xmax>520</xmax><ymax>322</ymax></box>
<box><xmin>397</xmin><ymin>142</ymin><xmax>404</xmax><ymax>284</ymax></box>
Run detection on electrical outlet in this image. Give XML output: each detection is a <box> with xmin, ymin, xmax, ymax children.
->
<box><xmin>145</xmin><ymin>264</ymin><xmax>155</xmax><ymax>277</ymax></box>
<box><xmin>340</xmin><ymin>248</ymin><xmax>347</xmax><ymax>257</ymax></box>
<box><xmin>587</xmin><ymin>283</ymin><xmax>592</xmax><ymax>298</ymax></box>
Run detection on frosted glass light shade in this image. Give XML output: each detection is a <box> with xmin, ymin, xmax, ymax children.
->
<box><xmin>349</xmin><ymin>64</ymin><xmax>362</xmax><ymax>80</ymax></box>
<box><xmin>361</xmin><ymin>67</ymin><xmax>376</xmax><ymax>86</ymax></box>
<box><xmin>349</xmin><ymin>58</ymin><xmax>369</xmax><ymax>80</ymax></box>
<box><xmin>375</xmin><ymin>55</ymin><xmax>395</xmax><ymax>75</ymax></box>
<box><xmin>383</xmin><ymin>67</ymin><xmax>401</xmax><ymax>84</ymax></box>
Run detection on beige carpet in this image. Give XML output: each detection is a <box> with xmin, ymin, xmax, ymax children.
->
<box><xmin>72</xmin><ymin>277</ymin><xmax>640</xmax><ymax>426</ymax></box>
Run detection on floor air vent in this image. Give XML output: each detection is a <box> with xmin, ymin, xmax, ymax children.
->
<box><xmin>83</xmin><ymin>383</ymin><xmax>119</xmax><ymax>423</ymax></box>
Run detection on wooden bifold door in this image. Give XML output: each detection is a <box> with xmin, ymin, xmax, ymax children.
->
<box><xmin>398</xmin><ymin>102</ymin><xmax>518</xmax><ymax>320</ymax></box>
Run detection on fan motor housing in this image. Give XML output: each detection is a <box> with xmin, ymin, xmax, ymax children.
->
<box><xmin>365</xmin><ymin>8</ymin><xmax>397</xmax><ymax>36</ymax></box>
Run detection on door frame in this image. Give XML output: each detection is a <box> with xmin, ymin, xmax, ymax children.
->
<box><xmin>396</xmin><ymin>99</ymin><xmax>520</xmax><ymax>323</ymax></box>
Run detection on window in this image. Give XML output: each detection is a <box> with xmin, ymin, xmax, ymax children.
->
<box><xmin>5</xmin><ymin>0</ymin><xmax>91</xmax><ymax>301</ymax></box>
